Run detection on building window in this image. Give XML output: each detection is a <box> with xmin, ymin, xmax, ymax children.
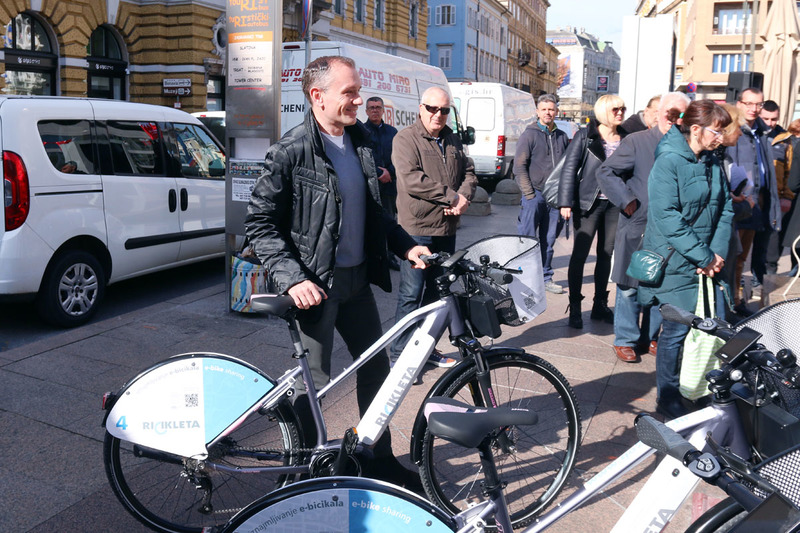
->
<box><xmin>713</xmin><ymin>6</ymin><xmax>752</xmax><ymax>35</ymax></box>
<box><xmin>436</xmin><ymin>5</ymin><xmax>456</xmax><ymax>26</ymax></box>
<box><xmin>376</xmin><ymin>0</ymin><xmax>385</xmax><ymax>28</ymax></box>
<box><xmin>2</xmin><ymin>12</ymin><xmax>57</xmax><ymax>95</ymax></box>
<box><xmin>438</xmin><ymin>46</ymin><xmax>452</xmax><ymax>70</ymax></box>
<box><xmin>333</xmin><ymin>0</ymin><xmax>345</xmax><ymax>16</ymax></box>
<box><xmin>410</xmin><ymin>2</ymin><xmax>419</xmax><ymax>37</ymax></box>
<box><xmin>712</xmin><ymin>53</ymin><xmax>750</xmax><ymax>73</ymax></box>
<box><xmin>206</xmin><ymin>76</ymin><xmax>225</xmax><ymax>111</ymax></box>
<box><xmin>354</xmin><ymin>0</ymin><xmax>365</xmax><ymax>22</ymax></box>
<box><xmin>87</xmin><ymin>25</ymin><xmax>127</xmax><ymax>100</ymax></box>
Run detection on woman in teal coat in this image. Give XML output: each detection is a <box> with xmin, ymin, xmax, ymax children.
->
<box><xmin>638</xmin><ymin>100</ymin><xmax>734</xmax><ymax>419</ymax></box>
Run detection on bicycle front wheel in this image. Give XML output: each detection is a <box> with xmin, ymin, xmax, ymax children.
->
<box><xmin>104</xmin><ymin>401</ymin><xmax>303</xmax><ymax>533</ymax></box>
<box><xmin>419</xmin><ymin>350</ymin><xmax>581</xmax><ymax>529</ymax></box>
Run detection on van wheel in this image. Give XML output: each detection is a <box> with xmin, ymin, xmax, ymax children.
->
<box><xmin>37</xmin><ymin>250</ymin><xmax>106</xmax><ymax>327</ymax></box>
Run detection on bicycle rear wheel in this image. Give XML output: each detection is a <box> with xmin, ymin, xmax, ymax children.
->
<box><xmin>419</xmin><ymin>350</ymin><xmax>581</xmax><ymax>529</ymax></box>
<box><xmin>104</xmin><ymin>402</ymin><xmax>303</xmax><ymax>533</ymax></box>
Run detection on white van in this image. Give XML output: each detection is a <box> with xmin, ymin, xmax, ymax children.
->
<box><xmin>1</xmin><ymin>96</ymin><xmax>226</xmax><ymax>326</ymax></box>
<box><xmin>195</xmin><ymin>42</ymin><xmax>473</xmax><ymax>145</ymax></box>
<box><xmin>281</xmin><ymin>41</ymin><xmax>458</xmax><ymax>134</ymax></box>
<box><xmin>449</xmin><ymin>82</ymin><xmax>536</xmax><ymax>185</ymax></box>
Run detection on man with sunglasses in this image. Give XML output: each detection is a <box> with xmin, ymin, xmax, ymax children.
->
<box><xmin>514</xmin><ymin>93</ymin><xmax>570</xmax><ymax>295</ymax></box>
<box><xmin>727</xmin><ymin>87</ymin><xmax>781</xmax><ymax>317</ymax></box>
<box><xmin>390</xmin><ymin>86</ymin><xmax>477</xmax><ymax>369</ymax></box>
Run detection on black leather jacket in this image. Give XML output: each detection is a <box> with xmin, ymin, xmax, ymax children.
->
<box><xmin>558</xmin><ymin>119</ymin><xmax>628</xmax><ymax>213</ymax></box>
<box><xmin>245</xmin><ymin>111</ymin><xmax>416</xmax><ymax>294</ymax></box>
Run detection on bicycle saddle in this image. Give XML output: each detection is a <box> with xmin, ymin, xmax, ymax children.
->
<box><xmin>424</xmin><ymin>397</ymin><xmax>538</xmax><ymax>449</ymax></box>
<box><xmin>249</xmin><ymin>294</ymin><xmax>296</xmax><ymax>316</ymax></box>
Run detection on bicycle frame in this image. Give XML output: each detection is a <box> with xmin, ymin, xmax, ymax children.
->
<box><xmin>104</xmin><ymin>291</ymin><xmax>467</xmax><ymax>471</ymax></box>
<box><xmin>514</xmin><ymin>401</ymin><xmax>749</xmax><ymax>533</ymax></box>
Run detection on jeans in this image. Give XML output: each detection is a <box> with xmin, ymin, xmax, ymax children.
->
<box><xmin>389</xmin><ymin>234</ymin><xmax>456</xmax><ymax>362</ymax></box>
<box><xmin>657</xmin><ymin>285</ymin><xmax>726</xmax><ymax>403</ymax></box>
<box><xmin>656</xmin><ymin>319</ymin><xmax>691</xmax><ymax>403</ymax></box>
<box><xmin>518</xmin><ymin>193</ymin><xmax>563</xmax><ymax>282</ymax></box>
<box><xmin>567</xmin><ymin>199</ymin><xmax>618</xmax><ymax>300</ymax></box>
<box><xmin>296</xmin><ymin>262</ymin><xmax>393</xmax><ymax>456</ymax></box>
<box><xmin>614</xmin><ymin>285</ymin><xmax>661</xmax><ymax>347</ymax></box>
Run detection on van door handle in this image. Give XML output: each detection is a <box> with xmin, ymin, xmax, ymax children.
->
<box><xmin>168</xmin><ymin>189</ymin><xmax>177</xmax><ymax>212</ymax></box>
<box><xmin>180</xmin><ymin>188</ymin><xmax>188</xmax><ymax>211</ymax></box>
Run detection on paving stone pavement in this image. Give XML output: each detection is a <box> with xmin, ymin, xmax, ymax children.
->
<box><xmin>3</xmin><ymin>200</ymin><xmax>787</xmax><ymax>532</ymax></box>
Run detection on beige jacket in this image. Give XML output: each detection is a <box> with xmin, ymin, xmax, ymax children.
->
<box><xmin>392</xmin><ymin>120</ymin><xmax>477</xmax><ymax>236</ymax></box>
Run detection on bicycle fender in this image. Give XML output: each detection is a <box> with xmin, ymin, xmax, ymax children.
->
<box><xmin>104</xmin><ymin>353</ymin><xmax>275</xmax><ymax>458</ymax></box>
<box><xmin>408</xmin><ymin>346</ymin><xmax>526</xmax><ymax>465</ymax></box>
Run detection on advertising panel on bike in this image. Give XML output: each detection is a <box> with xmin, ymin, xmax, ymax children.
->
<box><xmin>227</xmin><ymin>486</ymin><xmax>454</xmax><ymax>533</ymax></box>
<box><xmin>106</xmin><ymin>355</ymin><xmax>274</xmax><ymax>458</ymax></box>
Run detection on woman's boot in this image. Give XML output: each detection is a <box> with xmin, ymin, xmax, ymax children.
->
<box><xmin>566</xmin><ymin>295</ymin><xmax>584</xmax><ymax>329</ymax></box>
<box><xmin>591</xmin><ymin>291</ymin><xmax>614</xmax><ymax>323</ymax></box>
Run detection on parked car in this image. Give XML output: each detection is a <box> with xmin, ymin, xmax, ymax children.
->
<box><xmin>1</xmin><ymin>96</ymin><xmax>226</xmax><ymax>326</ymax></box>
<box><xmin>554</xmin><ymin>119</ymin><xmax>580</xmax><ymax>140</ymax></box>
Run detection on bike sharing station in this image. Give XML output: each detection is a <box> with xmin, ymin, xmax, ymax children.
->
<box><xmin>225</xmin><ymin>0</ymin><xmax>283</xmax><ymax>313</ymax></box>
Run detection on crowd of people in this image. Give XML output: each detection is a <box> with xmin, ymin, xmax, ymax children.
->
<box><xmin>243</xmin><ymin>55</ymin><xmax>800</xmax><ymax>495</ymax></box>
<box><xmin>517</xmin><ymin>88</ymin><xmax>800</xmax><ymax>419</ymax></box>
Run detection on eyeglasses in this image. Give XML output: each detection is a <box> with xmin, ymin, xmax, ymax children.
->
<box><xmin>738</xmin><ymin>101</ymin><xmax>764</xmax><ymax>109</ymax></box>
<box><xmin>612</xmin><ymin>106</ymin><xmax>627</xmax><ymax>114</ymax></box>
<box><xmin>703</xmin><ymin>126</ymin><xmax>724</xmax><ymax>138</ymax></box>
<box><xmin>422</xmin><ymin>104</ymin><xmax>451</xmax><ymax>116</ymax></box>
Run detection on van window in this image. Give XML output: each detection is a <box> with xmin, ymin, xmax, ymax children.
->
<box><xmin>171</xmin><ymin>123</ymin><xmax>226</xmax><ymax>178</ymax></box>
<box><xmin>38</xmin><ymin>120</ymin><xmax>97</xmax><ymax>174</ymax></box>
<box><xmin>466</xmin><ymin>98</ymin><xmax>495</xmax><ymax>131</ymax></box>
<box><xmin>106</xmin><ymin>121</ymin><xmax>165</xmax><ymax>175</ymax></box>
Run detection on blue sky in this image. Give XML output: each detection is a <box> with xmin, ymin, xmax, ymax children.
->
<box><xmin>547</xmin><ymin>0</ymin><xmax>639</xmax><ymax>50</ymax></box>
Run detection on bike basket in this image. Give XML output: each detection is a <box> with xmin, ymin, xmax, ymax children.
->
<box><xmin>461</xmin><ymin>235</ymin><xmax>546</xmax><ymax>326</ymax></box>
<box><xmin>735</xmin><ymin>299</ymin><xmax>800</xmax><ymax>419</ymax></box>
<box><xmin>747</xmin><ymin>443</ymin><xmax>800</xmax><ymax>509</ymax></box>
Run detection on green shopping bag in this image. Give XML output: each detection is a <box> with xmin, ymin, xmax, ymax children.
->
<box><xmin>679</xmin><ymin>275</ymin><xmax>724</xmax><ymax>400</ymax></box>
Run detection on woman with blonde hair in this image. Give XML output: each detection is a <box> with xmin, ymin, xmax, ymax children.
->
<box><xmin>558</xmin><ymin>94</ymin><xmax>629</xmax><ymax>335</ymax></box>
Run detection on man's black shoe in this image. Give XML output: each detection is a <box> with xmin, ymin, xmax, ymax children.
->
<box><xmin>733</xmin><ymin>302</ymin><xmax>755</xmax><ymax>318</ymax></box>
<box><xmin>656</xmin><ymin>397</ymin><xmax>690</xmax><ymax>420</ymax></box>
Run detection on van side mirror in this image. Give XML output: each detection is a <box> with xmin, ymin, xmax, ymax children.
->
<box><xmin>462</xmin><ymin>126</ymin><xmax>475</xmax><ymax>146</ymax></box>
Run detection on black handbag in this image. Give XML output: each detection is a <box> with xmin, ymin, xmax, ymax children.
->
<box><xmin>542</xmin><ymin>156</ymin><xmax>566</xmax><ymax>209</ymax></box>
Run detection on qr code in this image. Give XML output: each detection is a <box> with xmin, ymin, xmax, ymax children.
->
<box><xmin>185</xmin><ymin>394</ymin><xmax>199</xmax><ymax>408</ymax></box>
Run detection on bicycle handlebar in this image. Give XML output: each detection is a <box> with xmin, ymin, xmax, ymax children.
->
<box><xmin>635</xmin><ymin>414</ymin><xmax>765</xmax><ymax>512</ymax></box>
<box><xmin>420</xmin><ymin>251</ymin><xmax>517</xmax><ymax>286</ymax></box>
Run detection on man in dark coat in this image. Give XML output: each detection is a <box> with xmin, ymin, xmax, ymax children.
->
<box><xmin>245</xmin><ymin>56</ymin><xmax>430</xmax><ymax>489</ymax></box>
<box><xmin>514</xmin><ymin>94</ymin><xmax>569</xmax><ymax>294</ymax></box>
<box><xmin>365</xmin><ymin>96</ymin><xmax>401</xmax><ymax>270</ymax></box>
<box><xmin>596</xmin><ymin>92</ymin><xmax>690</xmax><ymax>363</ymax></box>
<box><xmin>620</xmin><ymin>95</ymin><xmax>661</xmax><ymax>134</ymax></box>
<box><xmin>727</xmin><ymin>88</ymin><xmax>781</xmax><ymax>316</ymax></box>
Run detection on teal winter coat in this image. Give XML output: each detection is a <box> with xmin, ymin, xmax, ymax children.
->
<box><xmin>638</xmin><ymin>126</ymin><xmax>734</xmax><ymax>312</ymax></box>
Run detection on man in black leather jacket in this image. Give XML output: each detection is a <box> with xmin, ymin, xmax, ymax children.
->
<box><xmin>245</xmin><ymin>56</ymin><xmax>429</xmax><ymax>489</ymax></box>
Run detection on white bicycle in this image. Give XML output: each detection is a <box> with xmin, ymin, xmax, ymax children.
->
<box><xmin>215</xmin><ymin>302</ymin><xmax>800</xmax><ymax>533</ymax></box>
<box><xmin>101</xmin><ymin>236</ymin><xmax>582</xmax><ymax>533</ymax></box>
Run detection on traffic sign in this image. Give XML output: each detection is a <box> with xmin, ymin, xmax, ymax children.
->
<box><xmin>162</xmin><ymin>87</ymin><xmax>193</xmax><ymax>96</ymax></box>
<box><xmin>163</xmin><ymin>78</ymin><xmax>191</xmax><ymax>88</ymax></box>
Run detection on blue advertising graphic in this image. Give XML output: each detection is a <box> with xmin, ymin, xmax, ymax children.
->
<box><xmin>202</xmin><ymin>358</ymin><xmax>274</xmax><ymax>443</ymax></box>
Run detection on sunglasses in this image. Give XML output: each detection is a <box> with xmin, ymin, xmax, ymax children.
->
<box><xmin>612</xmin><ymin>106</ymin><xmax>627</xmax><ymax>114</ymax></box>
<box><xmin>422</xmin><ymin>104</ymin><xmax>451</xmax><ymax>116</ymax></box>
